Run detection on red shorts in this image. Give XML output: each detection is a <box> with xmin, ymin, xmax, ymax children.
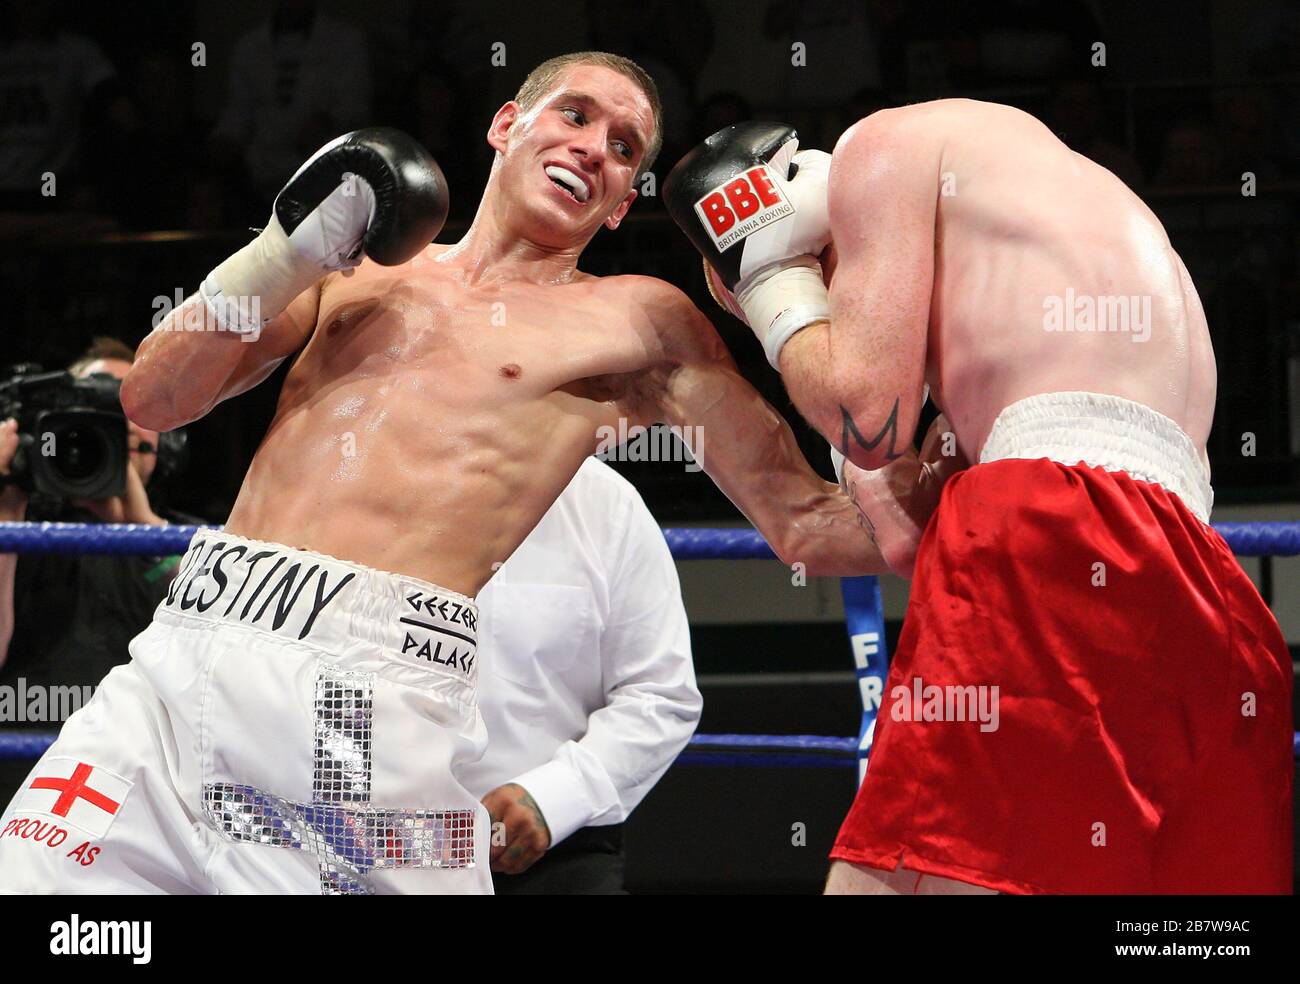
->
<box><xmin>831</xmin><ymin>458</ymin><xmax>1293</xmax><ymax>893</ymax></box>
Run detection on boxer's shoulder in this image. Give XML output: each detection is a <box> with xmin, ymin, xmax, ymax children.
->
<box><xmin>320</xmin><ymin>241</ymin><xmax>454</xmax><ymax>291</ymax></box>
<box><xmin>590</xmin><ymin>271</ymin><xmax>681</xmax><ymax>299</ymax></box>
<box><xmin>833</xmin><ymin>103</ymin><xmax>945</xmax><ymax>167</ymax></box>
<box><xmin>628</xmin><ymin>275</ymin><xmax>725</xmax><ymax>358</ymax></box>
<box><xmin>830</xmin><ymin>106</ymin><xmax>947</xmax><ymax>223</ymax></box>
<box><xmin>838</xmin><ymin>98</ymin><xmax>1054</xmax><ymax>158</ymax></box>
<box><xmin>590</xmin><ymin>273</ymin><xmax>696</xmax><ymax>324</ymax></box>
<box><xmin>584</xmin><ymin>272</ymin><xmax>722</xmax><ymax>368</ymax></box>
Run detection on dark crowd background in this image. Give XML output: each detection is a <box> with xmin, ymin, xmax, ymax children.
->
<box><xmin>2</xmin><ymin>0</ymin><xmax>1298</xmax><ymax>521</ymax></box>
<box><xmin>1</xmin><ymin>0</ymin><xmax>1298</xmax><ymax>893</ymax></box>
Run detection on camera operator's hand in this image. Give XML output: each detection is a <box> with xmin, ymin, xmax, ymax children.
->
<box><xmin>0</xmin><ymin>419</ymin><xmax>27</xmax><ymax>522</ymax></box>
<box><xmin>72</xmin><ymin>456</ymin><xmax>165</xmax><ymax>526</ymax></box>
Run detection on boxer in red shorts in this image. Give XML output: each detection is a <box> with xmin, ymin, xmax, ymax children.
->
<box><xmin>667</xmin><ymin>100</ymin><xmax>1292</xmax><ymax>893</ymax></box>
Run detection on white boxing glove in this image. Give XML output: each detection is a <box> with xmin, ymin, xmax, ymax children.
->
<box><xmin>199</xmin><ymin>128</ymin><xmax>450</xmax><ymax>335</ymax></box>
<box><xmin>201</xmin><ymin>174</ymin><xmax>375</xmax><ymax>335</ymax></box>
<box><xmin>706</xmin><ymin>148</ymin><xmax>833</xmax><ymax>369</ymax></box>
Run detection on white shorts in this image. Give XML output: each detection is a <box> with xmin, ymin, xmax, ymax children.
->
<box><xmin>979</xmin><ymin>391</ymin><xmax>1213</xmax><ymax>522</ymax></box>
<box><xmin>0</xmin><ymin>531</ymin><xmax>492</xmax><ymax>894</ymax></box>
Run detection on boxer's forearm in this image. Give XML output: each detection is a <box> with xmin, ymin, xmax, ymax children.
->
<box><xmin>700</xmin><ymin>418</ymin><xmax>883</xmax><ymax>574</ymax></box>
<box><xmin>783</xmin><ymin>481</ymin><xmax>891</xmax><ymax>575</ymax></box>
<box><xmin>841</xmin><ymin>452</ymin><xmax>941</xmax><ymax>578</ymax></box>
<box><xmin>123</xmin><ymin>295</ymin><xmax>254</xmax><ymax>431</ymax></box>
<box><xmin>712</xmin><ymin>407</ymin><xmax>887</xmax><ymax>575</ymax></box>
<box><xmin>648</xmin><ymin>283</ymin><xmax>885</xmax><ymax>573</ymax></box>
<box><xmin>0</xmin><ymin>552</ymin><xmax>15</xmax><ymax>669</ymax></box>
<box><xmin>124</xmin><ymin>286</ymin><xmax>313</xmax><ymax>431</ymax></box>
<box><xmin>840</xmin><ymin>416</ymin><xmax>965</xmax><ymax>578</ymax></box>
<box><xmin>658</xmin><ymin>353</ymin><xmax>884</xmax><ymax>574</ymax></box>
<box><xmin>781</xmin><ymin>321</ymin><xmax>921</xmax><ymax>472</ymax></box>
<box><xmin>777</xmin><ymin>319</ymin><xmax>840</xmax><ymax>444</ymax></box>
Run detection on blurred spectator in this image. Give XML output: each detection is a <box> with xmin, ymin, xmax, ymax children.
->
<box><xmin>690</xmin><ymin>92</ymin><xmax>753</xmax><ymax>145</ymax></box>
<box><xmin>588</xmin><ymin>0</ymin><xmax>709</xmax><ymax>172</ymax></box>
<box><xmin>760</xmin><ymin>0</ymin><xmax>882</xmax><ymax>108</ymax></box>
<box><xmin>829</xmin><ymin>86</ymin><xmax>894</xmax><ymax>146</ymax></box>
<box><xmin>869</xmin><ymin>0</ymin><xmax>973</xmax><ymax>95</ymax></box>
<box><xmin>1243</xmin><ymin>1</ymin><xmax>1300</xmax><ymax>76</ymax></box>
<box><xmin>1048</xmin><ymin>77</ymin><xmax>1144</xmax><ymax>191</ymax></box>
<box><xmin>960</xmin><ymin>0</ymin><xmax>1103</xmax><ymax>85</ymax></box>
<box><xmin>0</xmin><ymin>337</ymin><xmax>201</xmax><ymax>805</ymax></box>
<box><xmin>1216</xmin><ymin>88</ymin><xmax>1284</xmax><ymax>184</ymax></box>
<box><xmin>0</xmin><ymin>3</ymin><xmax>124</xmax><ymax>216</ymax></box>
<box><xmin>210</xmin><ymin>0</ymin><xmax>373</xmax><ymax>206</ymax></box>
<box><xmin>1240</xmin><ymin>2</ymin><xmax>1300</xmax><ymax>172</ymax></box>
<box><xmin>182</xmin><ymin>167</ymin><xmax>239</xmax><ymax>232</ymax></box>
<box><xmin>406</xmin><ymin>60</ymin><xmax>477</xmax><ymax>220</ymax></box>
<box><xmin>366</xmin><ymin>8</ymin><xmax>482</xmax><ymax>222</ymax></box>
<box><xmin>88</xmin><ymin>51</ymin><xmax>198</xmax><ymax>230</ymax></box>
<box><xmin>694</xmin><ymin>0</ymin><xmax>794</xmax><ymax>110</ymax></box>
<box><xmin>1153</xmin><ymin>117</ymin><xmax>1223</xmax><ymax>188</ymax></box>
<box><xmin>697</xmin><ymin>0</ymin><xmax>879</xmax><ymax>112</ymax></box>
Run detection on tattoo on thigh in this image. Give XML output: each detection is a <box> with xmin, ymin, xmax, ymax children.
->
<box><xmin>839</xmin><ymin>397</ymin><xmax>904</xmax><ymax>462</ymax></box>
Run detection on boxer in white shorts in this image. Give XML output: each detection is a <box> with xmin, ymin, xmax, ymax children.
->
<box><xmin>1</xmin><ymin>533</ymin><xmax>487</xmax><ymax>893</ymax></box>
<box><xmin>0</xmin><ymin>55</ymin><xmax>940</xmax><ymax>894</ymax></box>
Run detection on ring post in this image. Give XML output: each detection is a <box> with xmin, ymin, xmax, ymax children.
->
<box><xmin>840</xmin><ymin>575</ymin><xmax>889</xmax><ymax>785</ymax></box>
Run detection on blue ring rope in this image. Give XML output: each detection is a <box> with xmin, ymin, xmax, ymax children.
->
<box><xmin>0</xmin><ymin>521</ymin><xmax>1293</xmax><ymax>765</ymax></box>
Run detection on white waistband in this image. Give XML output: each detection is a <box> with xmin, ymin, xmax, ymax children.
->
<box><xmin>978</xmin><ymin>392</ymin><xmax>1214</xmax><ymax>523</ymax></box>
<box><xmin>159</xmin><ymin>531</ymin><xmax>478</xmax><ymax>694</ymax></box>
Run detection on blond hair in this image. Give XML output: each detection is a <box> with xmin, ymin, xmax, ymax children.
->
<box><xmin>514</xmin><ymin>51</ymin><xmax>663</xmax><ymax>178</ymax></box>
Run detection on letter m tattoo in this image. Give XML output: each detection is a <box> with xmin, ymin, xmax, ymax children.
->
<box><xmin>839</xmin><ymin>397</ymin><xmax>904</xmax><ymax>462</ymax></box>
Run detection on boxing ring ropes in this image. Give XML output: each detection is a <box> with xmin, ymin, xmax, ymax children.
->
<box><xmin>0</xmin><ymin>520</ymin><xmax>1297</xmax><ymax>774</ymax></box>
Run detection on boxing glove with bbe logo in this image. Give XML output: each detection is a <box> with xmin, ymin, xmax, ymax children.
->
<box><xmin>665</xmin><ymin>122</ymin><xmax>832</xmax><ymax>370</ymax></box>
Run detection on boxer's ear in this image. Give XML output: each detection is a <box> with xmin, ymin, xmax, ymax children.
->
<box><xmin>605</xmin><ymin>189</ymin><xmax>638</xmax><ymax>231</ymax></box>
<box><xmin>486</xmin><ymin>101</ymin><xmax>521</xmax><ymax>154</ymax></box>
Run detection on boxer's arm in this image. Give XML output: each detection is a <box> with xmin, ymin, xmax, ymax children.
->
<box><xmin>126</xmin><ymin>129</ymin><xmax>446</xmax><ymax>432</ymax></box>
<box><xmin>838</xmin><ymin>414</ymin><xmax>967</xmax><ymax>576</ymax></box>
<box><xmin>0</xmin><ymin>420</ymin><xmax>21</xmax><ymax>667</ymax></box>
<box><xmin>122</xmin><ymin>284</ymin><xmax>320</xmax><ymax>432</ymax></box>
<box><xmin>0</xmin><ymin>551</ymin><xmax>13</xmax><ymax>669</ymax></box>
<box><xmin>646</xmin><ymin>283</ymin><xmax>887</xmax><ymax>576</ymax></box>
<box><xmin>778</xmin><ymin>113</ymin><xmax>937</xmax><ymax>471</ymax></box>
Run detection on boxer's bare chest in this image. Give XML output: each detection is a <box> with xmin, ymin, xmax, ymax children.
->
<box><xmin>289</xmin><ymin>263</ymin><xmax>662</xmax><ymax>426</ymax></box>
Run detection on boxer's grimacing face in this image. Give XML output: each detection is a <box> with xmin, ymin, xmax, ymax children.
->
<box><xmin>488</xmin><ymin>65</ymin><xmax>654</xmax><ymax>246</ymax></box>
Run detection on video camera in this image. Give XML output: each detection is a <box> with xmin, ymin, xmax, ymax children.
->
<box><xmin>0</xmin><ymin>364</ymin><xmax>134</xmax><ymax>500</ymax></box>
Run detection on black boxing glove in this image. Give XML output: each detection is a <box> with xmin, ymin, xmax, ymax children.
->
<box><xmin>201</xmin><ymin>128</ymin><xmax>448</xmax><ymax>334</ymax></box>
<box><xmin>664</xmin><ymin>122</ymin><xmax>831</xmax><ymax>369</ymax></box>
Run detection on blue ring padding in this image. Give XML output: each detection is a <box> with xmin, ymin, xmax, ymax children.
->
<box><xmin>4</xmin><ymin>731</ymin><xmax>1298</xmax><ymax>762</ymax></box>
<box><xmin>3</xmin><ymin>521</ymin><xmax>1295</xmax><ymax>558</ymax></box>
<box><xmin>0</xmin><ymin>519</ymin><xmax>1294</xmax><ymax>767</ymax></box>
<box><xmin>681</xmin><ymin>734</ymin><xmax>858</xmax><ymax>752</ymax></box>
<box><xmin>676</xmin><ymin>752</ymin><xmax>856</xmax><ymax>770</ymax></box>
